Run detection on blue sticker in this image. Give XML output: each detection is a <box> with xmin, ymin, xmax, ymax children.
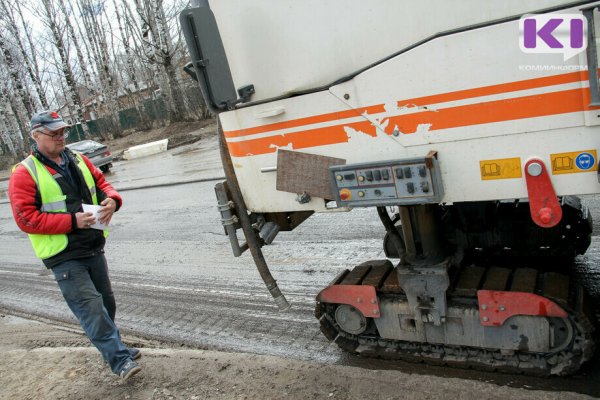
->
<box><xmin>575</xmin><ymin>152</ymin><xmax>595</xmax><ymax>170</ymax></box>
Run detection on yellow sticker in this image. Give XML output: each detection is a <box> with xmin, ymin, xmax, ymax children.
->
<box><xmin>480</xmin><ymin>157</ymin><xmax>522</xmax><ymax>180</ymax></box>
<box><xmin>551</xmin><ymin>150</ymin><xmax>598</xmax><ymax>175</ymax></box>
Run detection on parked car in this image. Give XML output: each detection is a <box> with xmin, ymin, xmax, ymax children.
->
<box><xmin>66</xmin><ymin>140</ymin><xmax>113</xmax><ymax>173</ymax></box>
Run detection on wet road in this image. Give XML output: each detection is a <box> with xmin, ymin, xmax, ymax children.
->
<box><xmin>1</xmin><ymin>136</ymin><xmax>599</xmax><ymax>397</ymax></box>
<box><xmin>0</xmin><ymin>134</ymin><xmax>223</xmax><ymax>200</ymax></box>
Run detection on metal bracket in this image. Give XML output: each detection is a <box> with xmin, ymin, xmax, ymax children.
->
<box><xmin>183</xmin><ymin>61</ymin><xmax>198</xmax><ymax>81</ymax></box>
<box><xmin>218</xmin><ymin>200</ymin><xmax>238</xmax><ymax>226</ymax></box>
<box><xmin>217</xmin><ymin>200</ymin><xmax>234</xmax><ymax>211</ymax></box>
<box><xmin>424</xmin><ymin>150</ymin><xmax>438</xmax><ymax>169</ymax></box>
<box><xmin>259</xmin><ymin>221</ymin><xmax>280</xmax><ymax>245</ymax></box>
<box><xmin>214</xmin><ymin>181</ymin><xmax>249</xmax><ymax>257</ymax></box>
<box><xmin>296</xmin><ymin>191</ymin><xmax>311</xmax><ymax>204</ymax></box>
<box><xmin>397</xmin><ymin>262</ymin><xmax>449</xmax><ymax>326</ymax></box>
<box><xmin>237</xmin><ymin>85</ymin><xmax>255</xmax><ymax>103</ymax></box>
<box><xmin>220</xmin><ymin>215</ymin><xmax>239</xmax><ymax>226</ymax></box>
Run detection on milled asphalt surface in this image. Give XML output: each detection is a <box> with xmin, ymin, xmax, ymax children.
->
<box><xmin>0</xmin><ymin>134</ymin><xmax>599</xmax><ymax>397</ymax></box>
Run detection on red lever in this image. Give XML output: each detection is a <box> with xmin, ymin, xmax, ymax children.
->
<box><xmin>524</xmin><ymin>158</ymin><xmax>562</xmax><ymax>228</ymax></box>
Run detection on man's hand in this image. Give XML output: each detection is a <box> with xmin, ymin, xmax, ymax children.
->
<box><xmin>98</xmin><ymin>198</ymin><xmax>117</xmax><ymax>225</ymax></box>
<box><xmin>76</xmin><ymin>212</ymin><xmax>96</xmax><ymax>229</ymax></box>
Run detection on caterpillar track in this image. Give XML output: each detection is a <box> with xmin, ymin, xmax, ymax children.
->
<box><xmin>316</xmin><ymin>261</ymin><xmax>596</xmax><ymax>376</ymax></box>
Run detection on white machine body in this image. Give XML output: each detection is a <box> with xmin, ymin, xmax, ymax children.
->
<box><xmin>208</xmin><ymin>1</ymin><xmax>600</xmax><ymax>212</ymax></box>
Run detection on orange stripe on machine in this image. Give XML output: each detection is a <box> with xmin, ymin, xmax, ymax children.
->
<box><xmin>224</xmin><ymin>71</ymin><xmax>591</xmax><ymax>141</ymax></box>
<box><xmin>226</xmin><ymin>87</ymin><xmax>592</xmax><ymax>157</ymax></box>
<box><xmin>224</xmin><ymin>105</ymin><xmax>386</xmax><ymax>139</ymax></box>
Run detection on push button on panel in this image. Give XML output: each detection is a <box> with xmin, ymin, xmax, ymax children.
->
<box><xmin>407</xmin><ymin>182</ymin><xmax>415</xmax><ymax>194</ymax></box>
<box><xmin>339</xmin><ymin>189</ymin><xmax>351</xmax><ymax>201</ymax></box>
<box><xmin>404</xmin><ymin>167</ymin><xmax>412</xmax><ymax>179</ymax></box>
<box><xmin>366</xmin><ymin>171</ymin><xmax>374</xmax><ymax>182</ymax></box>
<box><xmin>382</xmin><ymin>169</ymin><xmax>390</xmax><ymax>180</ymax></box>
<box><xmin>420</xmin><ymin>181</ymin><xmax>429</xmax><ymax>193</ymax></box>
<box><xmin>344</xmin><ymin>173</ymin><xmax>356</xmax><ymax>180</ymax></box>
<box><xmin>418</xmin><ymin>166</ymin><xmax>427</xmax><ymax>178</ymax></box>
<box><xmin>373</xmin><ymin>170</ymin><xmax>382</xmax><ymax>181</ymax></box>
<box><xmin>395</xmin><ymin>168</ymin><xmax>403</xmax><ymax>179</ymax></box>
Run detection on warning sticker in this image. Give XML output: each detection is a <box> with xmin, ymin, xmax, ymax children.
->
<box><xmin>480</xmin><ymin>157</ymin><xmax>522</xmax><ymax>180</ymax></box>
<box><xmin>551</xmin><ymin>150</ymin><xmax>598</xmax><ymax>175</ymax></box>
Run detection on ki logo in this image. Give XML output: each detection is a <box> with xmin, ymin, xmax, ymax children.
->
<box><xmin>519</xmin><ymin>14</ymin><xmax>588</xmax><ymax>61</ymax></box>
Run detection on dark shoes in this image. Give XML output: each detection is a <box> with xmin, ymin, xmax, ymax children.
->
<box><xmin>120</xmin><ymin>360</ymin><xmax>142</xmax><ymax>380</ymax></box>
<box><xmin>130</xmin><ymin>348</ymin><xmax>141</xmax><ymax>360</ymax></box>
<box><xmin>118</xmin><ymin>349</ymin><xmax>142</xmax><ymax>380</ymax></box>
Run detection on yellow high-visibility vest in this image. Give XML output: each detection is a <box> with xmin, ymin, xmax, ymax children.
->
<box><xmin>19</xmin><ymin>153</ymin><xmax>108</xmax><ymax>259</ymax></box>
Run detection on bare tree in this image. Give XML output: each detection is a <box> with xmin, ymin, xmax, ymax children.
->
<box><xmin>0</xmin><ymin>0</ymin><xmax>49</xmax><ymax>110</ymax></box>
<box><xmin>154</xmin><ymin>0</ymin><xmax>185</xmax><ymax>122</ymax></box>
<box><xmin>0</xmin><ymin>34</ymin><xmax>34</xmax><ymax>117</ymax></box>
<box><xmin>0</xmin><ymin>35</ymin><xmax>31</xmax><ymax>146</ymax></box>
<box><xmin>38</xmin><ymin>0</ymin><xmax>86</xmax><ymax>128</ymax></box>
<box><xmin>112</xmin><ymin>0</ymin><xmax>150</xmax><ymax>129</ymax></box>
<box><xmin>77</xmin><ymin>0</ymin><xmax>121</xmax><ymax>136</ymax></box>
<box><xmin>0</xmin><ymin>81</ymin><xmax>26</xmax><ymax>157</ymax></box>
<box><xmin>57</xmin><ymin>0</ymin><xmax>95</xmax><ymax>101</ymax></box>
<box><xmin>134</xmin><ymin>0</ymin><xmax>185</xmax><ymax>122</ymax></box>
<box><xmin>122</xmin><ymin>0</ymin><xmax>159</xmax><ymax>94</ymax></box>
<box><xmin>15</xmin><ymin>2</ymin><xmax>50</xmax><ymax>111</ymax></box>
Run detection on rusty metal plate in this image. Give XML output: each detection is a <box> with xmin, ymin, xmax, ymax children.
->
<box><xmin>540</xmin><ymin>272</ymin><xmax>570</xmax><ymax>305</ymax></box>
<box><xmin>510</xmin><ymin>268</ymin><xmax>538</xmax><ymax>293</ymax></box>
<box><xmin>481</xmin><ymin>267</ymin><xmax>511</xmax><ymax>291</ymax></box>
<box><xmin>276</xmin><ymin>149</ymin><xmax>345</xmax><ymax>200</ymax></box>
<box><xmin>380</xmin><ymin>270</ymin><xmax>403</xmax><ymax>294</ymax></box>
<box><xmin>454</xmin><ymin>265</ymin><xmax>486</xmax><ymax>297</ymax></box>
<box><xmin>361</xmin><ymin>260</ymin><xmax>394</xmax><ymax>289</ymax></box>
<box><xmin>341</xmin><ymin>264</ymin><xmax>372</xmax><ymax>285</ymax></box>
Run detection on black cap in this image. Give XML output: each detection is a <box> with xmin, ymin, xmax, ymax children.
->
<box><xmin>30</xmin><ymin>110</ymin><xmax>70</xmax><ymax>132</ymax></box>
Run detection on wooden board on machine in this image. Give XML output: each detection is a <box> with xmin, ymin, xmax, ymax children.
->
<box><xmin>276</xmin><ymin>149</ymin><xmax>345</xmax><ymax>200</ymax></box>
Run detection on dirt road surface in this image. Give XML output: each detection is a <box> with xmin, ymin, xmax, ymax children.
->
<box><xmin>1</xmin><ymin>314</ymin><xmax>594</xmax><ymax>400</ymax></box>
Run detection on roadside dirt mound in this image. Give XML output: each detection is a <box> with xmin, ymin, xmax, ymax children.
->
<box><xmin>107</xmin><ymin>119</ymin><xmax>217</xmax><ymax>160</ymax></box>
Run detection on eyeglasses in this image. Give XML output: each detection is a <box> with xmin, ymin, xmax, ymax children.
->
<box><xmin>34</xmin><ymin>128</ymin><xmax>70</xmax><ymax>141</ymax></box>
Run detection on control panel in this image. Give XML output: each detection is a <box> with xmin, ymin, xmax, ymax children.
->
<box><xmin>329</xmin><ymin>155</ymin><xmax>444</xmax><ymax>207</ymax></box>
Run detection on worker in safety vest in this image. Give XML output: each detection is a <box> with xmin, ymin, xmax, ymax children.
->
<box><xmin>8</xmin><ymin>110</ymin><xmax>141</xmax><ymax>380</ymax></box>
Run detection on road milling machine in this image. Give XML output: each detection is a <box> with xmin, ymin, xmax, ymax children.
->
<box><xmin>180</xmin><ymin>0</ymin><xmax>600</xmax><ymax>375</ymax></box>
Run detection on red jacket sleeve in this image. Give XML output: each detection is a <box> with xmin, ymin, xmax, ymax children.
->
<box><xmin>81</xmin><ymin>155</ymin><xmax>122</xmax><ymax>210</ymax></box>
<box><xmin>8</xmin><ymin>164</ymin><xmax>73</xmax><ymax>235</ymax></box>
